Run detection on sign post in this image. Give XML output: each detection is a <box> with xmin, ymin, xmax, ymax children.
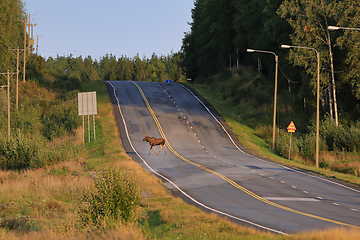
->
<box><xmin>78</xmin><ymin>91</ymin><xmax>97</xmax><ymax>143</ymax></box>
<box><xmin>287</xmin><ymin>121</ymin><xmax>296</xmax><ymax>160</ymax></box>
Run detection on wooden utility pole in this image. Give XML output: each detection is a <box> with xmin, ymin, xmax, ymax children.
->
<box><xmin>9</xmin><ymin>47</ymin><xmax>24</xmax><ymax>109</ymax></box>
<box><xmin>30</xmin><ymin>23</ymin><xmax>37</xmax><ymax>53</ymax></box>
<box><xmin>27</xmin><ymin>14</ymin><xmax>31</xmax><ymax>55</ymax></box>
<box><xmin>23</xmin><ymin>17</ymin><xmax>27</xmax><ymax>82</ymax></box>
<box><xmin>19</xmin><ymin>13</ymin><xmax>36</xmax><ymax>82</ymax></box>
<box><xmin>36</xmin><ymin>35</ymin><xmax>44</xmax><ymax>55</ymax></box>
<box><xmin>1</xmin><ymin>71</ymin><xmax>16</xmax><ymax>141</ymax></box>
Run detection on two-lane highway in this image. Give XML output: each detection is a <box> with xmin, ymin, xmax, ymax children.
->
<box><xmin>106</xmin><ymin>80</ymin><xmax>360</xmax><ymax>234</ymax></box>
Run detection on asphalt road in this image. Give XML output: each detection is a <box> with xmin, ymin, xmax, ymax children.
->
<box><xmin>106</xmin><ymin>80</ymin><xmax>360</xmax><ymax>235</ymax></box>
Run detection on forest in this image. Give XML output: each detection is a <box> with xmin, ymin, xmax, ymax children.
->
<box><xmin>44</xmin><ymin>52</ymin><xmax>186</xmax><ymax>83</ymax></box>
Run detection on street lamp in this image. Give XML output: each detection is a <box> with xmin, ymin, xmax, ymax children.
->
<box><xmin>281</xmin><ymin>44</ymin><xmax>320</xmax><ymax>168</ymax></box>
<box><xmin>328</xmin><ymin>26</ymin><xmax>360</xmax><ymax>31</ymax></box>
<box><xmin>247</xmin><ymin>49</ymin><xmax>278</xmax><ymax>151</ymax></box>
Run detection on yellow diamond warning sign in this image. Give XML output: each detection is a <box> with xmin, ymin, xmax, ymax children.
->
<box><xmin>287</xmin><ymin>121</ymin><xmax>296</xmax><ymax>133</ymax></box>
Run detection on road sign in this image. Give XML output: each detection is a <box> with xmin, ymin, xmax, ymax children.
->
<box><xmin>287</xmin><ymin>121</ymin><xmax>296</xmax><ymax>133</ymax></box>
<box><xmin>78</xmin><ymin>91</ymin><xmax>97</xmax><ymax>116</ymax></box>
<box><xmin>166</xmin><ymin>79</ymin><xmax>173</xmax><ymax>83</ymax></box>
<box><xmin>78</xmin><ymin>91</ymin><xmax>97</xmax><ymax>143</ymax></box>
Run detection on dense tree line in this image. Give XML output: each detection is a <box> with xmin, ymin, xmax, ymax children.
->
<box><xmin>44</xmin><ymin>53</ymin><xmax>186</xmax><ymax>83</ymax></box>
<box><xmin>182</xmin><ymin>0</ymin><xmax>360</xmax><ymax>127</ymax></box>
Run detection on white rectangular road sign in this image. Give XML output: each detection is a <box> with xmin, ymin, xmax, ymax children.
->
<box><xmin>78</xmin><ymin>91</ymin><xmax>97</xmax><ymax>116</ymax></box>
<box><xmin>78</xmin><ymin>91</ymin><xmax>97</xmax><ymax>143</ymax></box>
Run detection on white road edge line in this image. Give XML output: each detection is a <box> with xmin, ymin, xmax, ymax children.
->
<box><xmin>106</xmin><ymin>81</ymin><xmax>289</xmax><ymax>236</ymax></box>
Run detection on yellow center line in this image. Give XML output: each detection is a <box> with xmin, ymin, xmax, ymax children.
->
<box><xmin>132</xmin><ymin>81</ymin><xmax>360</xmax><ymax>229</ymax></box>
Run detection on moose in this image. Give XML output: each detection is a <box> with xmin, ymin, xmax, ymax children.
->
<box><xmin>142</xmin><ymin>135</ymin><xmax>167</xmax><ymax>155</ymax></box>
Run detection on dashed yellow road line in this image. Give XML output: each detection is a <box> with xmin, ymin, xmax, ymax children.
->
<box><xmin>132</xmin><ymin>81</ymin><xmax>360</xmax><ymax>229</ymax></box>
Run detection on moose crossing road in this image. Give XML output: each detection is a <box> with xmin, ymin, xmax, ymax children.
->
<box><xmin>106</xmin><ymin>80</ymin><xmax>360</xmax><ymax>234</ymax></box>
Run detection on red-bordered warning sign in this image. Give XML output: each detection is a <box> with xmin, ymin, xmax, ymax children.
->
<box><xmin>287</xmin><ymin>121</ymin><xmax>296</xmax><ymax>133</ymax></box>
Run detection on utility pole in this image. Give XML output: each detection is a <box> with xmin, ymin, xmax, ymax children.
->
<box><xmin>36</xmin><ymin>35</ymin><xmax>44</xmax><ymax>55</ymax></box>
<box><xmin>27</xmin><ymin>14</ymin><xmax>31</xmax><ymax>55</ymax></box>
<box><xmin>22</xmin><ymin>17</ymin><xmax>27</xmax><ymax>82</ymax></box>
<box><xmin>30</xmin><ymin>23</ymin><xmax>37</xmax><ymax>53</ymax></box>
<box><xmin>9</xmin><ymin>47</ymin><xmax>24</xmax><ymax>109</ymax></box>
<box><xmin>0</xmin><ymin>70</ymin><xmax>16</xmax><ymax>141</ymax></box>
<box><xmin>19</xmin><ymin>13</ymin><xmax>36</xmax><ymax>82</ymax></box>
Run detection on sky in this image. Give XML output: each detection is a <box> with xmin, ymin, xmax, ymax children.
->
<box><xmin>23</xmin><ymin>0</ymin><xmax>195</xmax><ymax>60</ymax></box>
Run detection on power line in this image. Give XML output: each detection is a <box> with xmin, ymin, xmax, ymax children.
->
<box><xmin>278</xmin><ymin>64</ymin><xmax>308</xmax><ymax>84</ymax></box>
<box><xmin>321</xmin><ymin>65</ymin><xmax>351</xmax><ymax>74</ymax></box>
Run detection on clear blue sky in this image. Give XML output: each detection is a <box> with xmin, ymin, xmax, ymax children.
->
<box><xmin>23</xmin><ymin>0</ymin><xmax>195</xmax><ymax>60</ymax></box>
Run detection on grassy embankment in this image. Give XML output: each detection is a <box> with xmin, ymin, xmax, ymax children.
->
<box><xmin>1</xmin><ymin>80</ymin><xmax>360</xmax><ymax>239</ymax></box>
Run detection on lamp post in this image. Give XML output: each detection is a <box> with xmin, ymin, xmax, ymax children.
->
<box><xmin>281</xmin><ymin>45</ymin><xmax>320</xmax><ymax>168</ymax></box>
<box><xmin>247</xmin><ymin>49</ymin><xmax>278</xmax><ymax>151</ymax></box>
<box><xmin>328</xmin><ymin>26</ymin><xmax>360</xmax><ymax>31</ymax></box>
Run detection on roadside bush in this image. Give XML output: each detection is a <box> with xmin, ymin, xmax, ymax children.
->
<box><xmin>298</xmin><ymin>132</ymin><xmax>317</xmax><ymax>161</ymax></box>
<box><xmin>78</xmin><ymin>165</ymin><xmax>141</xmax><ymax>228</ymax></box>
<box><xmin>330</xmin><ymin>164</ymin><xmax>360</xmax><ymax>177</ymax></box>
<box><xmin>0</xmin><ymin>130</ymin><xmax>47</xmax><ymax>170</ymax></box>
<box><xmin>0</xmin><ymin>129</ymin><xmax>83</xmax><ymax>171</ymax></box>
<box><xmin>255</xmin><ymin>125</ymin><xmax>272</xmax><ymax>141</ymax></box>
<box><xmin>12</xmin><ymin>108</ymin><xmax>42</xmax><ymax>136</ymax></box>
<box><xmin>42</xmin><ymin>103</ymin><xmax>81</xmax><ymax>140</ymax></box>
<box><xmin>319</xmin><ymin>116</ymin><xmax>360</xmax><ymax>152</ymax></box>
<box><xmin>53</xmin><ymin>75</ymin><xmax>81</xmax><ymax>91</ymax></box>
<box><xmin>275</xmin><ymin>130</ymin><xmax>300</xmax><ymax>159</ymax></box>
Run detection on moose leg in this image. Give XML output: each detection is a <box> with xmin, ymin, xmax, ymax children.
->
<box><xmin>163</xmin><ymin>144</ymin><xmax>167</xmax><ymax>155</ymax></box>
<box><xmin>149</xmin><ymin>145</ymin><xmax>158</xmax><ymax>155</ymax></box>
<box><xmin>149</xmin><ymin>145</ymin><xmax>155</xmax><ymax>155</ymax></box>
<box><xmin>158</xmin><ymin>145</ymin><xmax>163</xmax><ymax>154</ymax></box>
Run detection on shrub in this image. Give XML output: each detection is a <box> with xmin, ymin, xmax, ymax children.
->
<box><xmin>0</xmin><ymin>130</ymin><xmax>47</xmax><ymax>170</ymax></box>
<box><xmin>42</xmin><ymin>103</ymin><xmax>81</xmax><ymax>140</ymax></box>
<box><xmin>12</xmin><ymin>108</ymin><xmax>42</xmax><ymax>136</ymax></box>
<box><xmin>275</xmin><ymin>130</ymin><xmax>300</xmax><ymax>159</ymax></box>
<box><xmin>0</xmin><ymin>129</ymin><xmax>83</xmax><ymax>171</ymax></box>
<box><xmin>78</xmin><ymin>165</ymin><xmax>141</xmax><ymax>228</ymax></box>
<box><xmin>298</xmin><ymin>132</ymin><xmax>317</xmax><ymax>161</ymax></box>
<box><xmin>319</xmin><ymin>161</ymin><xmax>329</xmax><ymax>169</ymax></box>
<box><xmin>330</xmin><ymin>164</ymin><xmax>360</xmax><ymax>177</ymax></box>
<box><xmin>255</xmin><ymin>125</ymin><xmax>272</xmax><ymax>141</ymax></box>
<box><xmin>53</xmin><ymin>75</ymin><xmax>81</xmax><ymax>91</ymax></box>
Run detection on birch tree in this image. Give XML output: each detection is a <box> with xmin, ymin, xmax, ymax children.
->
<box><xmin>278</xmin><ymin>0</ymin><xmax>339</xmax><ymax>125</ymax></box>
<box><xmin>335</xmin><ymin>1</ymin><xmax>360</xmax><ymax>100</ymax></box>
